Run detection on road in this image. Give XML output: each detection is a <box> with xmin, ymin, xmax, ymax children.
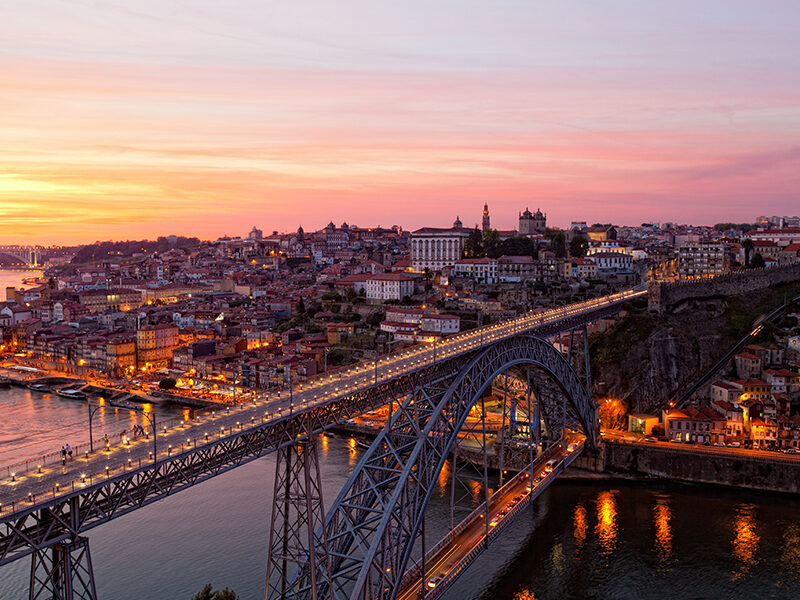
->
<box><xmin>603</xmin><ymin>430</ymin><xmax>800</xmax><ymax>462</ymax></box>
<box><xmin>1</xmin><ymin>288</ymin><xmax>643</xmax><ymax>519</ymax></box>
<box><xmin>397</xmin><ymin>439</ymin><xmax>584</xmax><ymax>600</ymax></box>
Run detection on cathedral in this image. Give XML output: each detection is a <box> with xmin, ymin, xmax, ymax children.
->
<box><xmin>519</xmin><ymin>207</ymin><xmax>546</xmax><ymax>235</ymax></box>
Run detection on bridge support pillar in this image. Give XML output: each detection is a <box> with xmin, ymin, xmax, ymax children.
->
<box><xmin>29</xmin><ymin>536</ymin><xmax>98</xmax><ymax>600</ymax></box>
<box><xmin>265</xmin><ymin>438</ymin><xmax>332</xmax><ymax>600</ymax></box>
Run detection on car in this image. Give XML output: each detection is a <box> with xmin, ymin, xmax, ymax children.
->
<box><xmin>498</xmin><ymin>508</ymin><xmax>509</xmax><ymax>517</ymax></box>
<box><xmin>489</xmin><ymin>518</ymin><xmax>499</xmax><ymax>528</ymax></box>
<box><xmin>644</xmin><ymin>437</ymin><xmax>657</xmax><ymax>443</ymax></box>
<box><xmin>524</xmin><ymin>485</ymin><xmax>532</xmax><ymax>493</ymax></box>
<box><xmin>512</xmin><ymin>495</ymin><xmax>522</xmax><ymax>503</ymax></box>
<box><xmin>544</xmin><ymin>459</ymin><xmax>557</xmax><ymax>473</ymax></box>
<box><xmin>669</xmin><ymin>438</ymin><xmax>682</xmax><ymax>443</ymax></box>
<box><xmin>713</xmin><ymin>442</ymin><xmax>725</xmax><ymax>447</ymax></box>
<box><xmin>784</xmin><ymin>448</ymin><xmax>797</xmax><ymax>454</ymax></box>
<box><xmin>728</xmin><ymin>442</ymin><xmax>741</xmax><ymax>448</ymax></box>
<box><xmin>566</xmin><ymin>443</ymin><xmax>577</xmax><ymax>453</ymax></box>
<box><xmin>427</xmin><ymin>576</ymin><xmax>442</xmax><ymax>589</ymax></box>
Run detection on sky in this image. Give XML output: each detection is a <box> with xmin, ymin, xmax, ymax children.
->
<box><xmin>1</xmin><ymin>0</ymin><xmax>799</xmax><ymax>244</ymax></box>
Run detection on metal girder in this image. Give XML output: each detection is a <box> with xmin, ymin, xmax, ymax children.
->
<box><xmin>29</xmin><ymin>536</ymin><xmax>97</xmax><ymax>600</ymax></box>
<box><xmin>265</xmin><ymin>439</ymin><xmax>332</xmax><ymax>600</ymax></box>
<box><xmin>0</xmin><ymin>364</ymin><xmax>457</xmax><ymax>568</ymax></box>
<box><xmin>1</xmin><ymin>297</ymin><xmax>622</xmax><ymax>572</ymax></box>
<box><xmin>295</xmin><ymin>334</ymin><xmax>595</xmax><ymax>600</ymax></box>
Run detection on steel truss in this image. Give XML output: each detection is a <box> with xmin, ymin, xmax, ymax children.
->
<box><xmin>29</xmin><ymin>536</ymin><xmax>97</xmax><ymax>600</ymax></box>
<box><xmin>266</xmin><ymin>439</ymin><xmax>332</xmax><ymax>600</ymax></box>
<box><xmin>287</xmin><ymin>334</ymin><xmax>595</xmax><ymax>600</ymax></box>
<box><xmin>0</xmin><ymin>363</ymin><xmax>455</xmax><ymax>569</ymax></box>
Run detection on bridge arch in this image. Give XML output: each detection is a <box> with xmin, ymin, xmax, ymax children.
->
<box><xmin>308</xmin><ymin>334</ymin><xmax>596</xmax><ymax>600</ymax></box>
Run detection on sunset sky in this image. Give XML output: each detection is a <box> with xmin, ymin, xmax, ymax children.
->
<box><xmin>2</xmin><ymin>1</ymin><xmax>799</xmax><ymax>244</ymax></box>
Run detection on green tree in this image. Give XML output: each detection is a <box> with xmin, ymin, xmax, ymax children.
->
<box><xmin>750</xmin><ymin>252</ymin><xmax>766</xmax><ymax>269</ymax></box>
<box><xmin>544</xmin><ymin>228</ymin><xmax>567</xmax><ymax>258</ymax></box>
<box><xmin>569</xmin><ymin>232</ymin><xmax>589</xmax><ymax>258</ymax></box>
<box><xmin>192</xmin><ymin>584</ymin><xmax>239</xmax><ymax>600</ymax></box>
<box><xmin>481</xmin><ymin>228</ymin><xmax>501</xmax><ymax>257</ymax></box>
<box><xmin>463</xmin><ymin>227</ymin><xmax>484</xmax><ymax>258</ymax></box>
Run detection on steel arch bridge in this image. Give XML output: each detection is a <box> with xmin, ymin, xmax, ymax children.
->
<box><xmin>267</xmin><ymin>333</ymin><xmax>596</xmax><ymax>600</ymax></box>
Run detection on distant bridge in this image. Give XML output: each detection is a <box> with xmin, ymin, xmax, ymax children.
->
<box><xmin>0</xmin><ymin>245</ymin><xmax>41</xmax><ymax>268</ymax></box>
<box><xmin>0</xmin><ymin>287</ymin><xmax>645</xmax><ymax>599</ymax></box>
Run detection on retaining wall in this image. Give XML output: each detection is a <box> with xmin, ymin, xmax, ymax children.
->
<box><xmin>648</xmin><ymin>264</ymin><xmax>800</xmax><ymax>312</ymax></box>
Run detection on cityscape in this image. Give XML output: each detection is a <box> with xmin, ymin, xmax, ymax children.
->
<box><xmin>2</xmin><ymin>3</ymin><xmax>800</xmax><ymax>600</ymax></box>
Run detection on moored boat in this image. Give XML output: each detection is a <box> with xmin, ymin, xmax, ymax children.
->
<box><xmin>57</xmin><ymin>388</ymin><xmax>88</xmax><ymax>400</ymax></box>
<box><xmin>29</xmin><ymin>383</ymin><xmax>50</xmax><ymax>392</ymax></box>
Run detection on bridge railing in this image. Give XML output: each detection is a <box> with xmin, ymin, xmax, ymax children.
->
<box><xmin>1</xmin><ymin>289</ymin><xmax>639</xmax><ymax>509</ymax></box>
<box><xmin>0</xmin><ymin>413</ymin><xmax>188</xmax><ymax>479</ymax></box>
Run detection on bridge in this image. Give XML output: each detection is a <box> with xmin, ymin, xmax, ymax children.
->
<box><xmin>0</xmin><ymin>287</ymin><xmax>645</xmax><ymax>600</ymax></box>
<box><xmin>0</xmin><ymin>245</ymin><xmax>41</xmax><ymax>268</ymax></box>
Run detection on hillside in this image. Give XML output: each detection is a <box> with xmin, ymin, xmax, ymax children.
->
<box><xmin>590</xmin><ymin>281</ymin><xmax>800</xmax><ymax>414</ymax></box>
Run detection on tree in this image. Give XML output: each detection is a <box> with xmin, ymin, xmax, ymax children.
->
<box><xmin>481</xmin><ymin>228</ymin><xmax>501</xmax><ymax>257</ymax></box>
<box><xmin>544</xmin><ymin>228</ymin><xmax>567</xmax><ymax>258</ymax></box>
<box><xmin>366</xmin><ymin>311</ymin><xmax>385</xmax><ymax>327</ymax></box>
<box><xmin>742</xmin><ymin>238</ymin><xmax>754</xmax><ymax>267</ymax></box>
<box><xmin>192</xmin><ymin>585</ymin><xmax>239</xmax><ymax>600</ymax></box>
<box><xmin>158</xmin><ymin>377</ymin><xmax>176</xmax><ymax>390</ymax></box>
<box><xmin>569</xmin><ymin>232</ymin><xmax>589</xmax><ymax>258</ymax></box>
<box><xmin>463</xmin><ymin>227</ymin><xmax>484</xmax><ymax>258</ymax></box>
<box><xmin>750</xmin><ymin>252</ymin><xmax>766</xmax><ymax>269</ymax></box>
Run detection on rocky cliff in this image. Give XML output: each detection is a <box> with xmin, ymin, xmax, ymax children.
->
<box><xmin>590</xmin><ymin>281</ymin><xmax>800</xmax><ymax>415</ymax></box>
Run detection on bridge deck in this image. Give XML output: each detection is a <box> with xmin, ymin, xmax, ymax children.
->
<box><xmin>397</xmin><ymin>439</ymin><xmax>585</xmax><ymax>600</ymax></box>
<box><xmin>0</xmin><ymin>289</ymin><xmax>643</xmax><ymax>565</ymax></box>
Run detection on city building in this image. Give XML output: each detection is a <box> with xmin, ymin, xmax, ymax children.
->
<box><xmin>365</xmin><ymin>273</ymin><xmax>415</xmax><ymax>302</ymax></box>
<box><xmin>452</xmin><ymin>257</ymin><xmax>498</xmax><ymax>284</ymax></box>
<box><xmin>677</xmin><ymin>241</ymin><xmax>728</xmax><ymax>279</ymax></box>
<box><xmin>519</xmin><ymin>208</ymin><xmax>546</xmax><ymax>235</ymax></box>
<box><xmin>136</xmin><ymin>323</ymin><xmax>180</xmax><ymax>369</ymax></box>
<box><xmin>410</xmin><ymin>224</ymin><xmax>471</xmax><ymax>272</ymax></box>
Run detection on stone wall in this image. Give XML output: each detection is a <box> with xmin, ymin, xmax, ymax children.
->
<box><xmin>648</xmin><ymin>263</ymin><xmax>800</xmax><ymax>312</ymax></box>
<box><xmin>605</xmin><ymin>441</ymin><xmax>800</xmax><ymax>494</ymax></box>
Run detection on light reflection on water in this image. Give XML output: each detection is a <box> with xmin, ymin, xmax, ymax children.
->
<box><xmin>653</xmin><ymin>494</ymin><xmax>672</xmax><ymax>565</ymax></box>
<box><xmin>732</xmin><ymin>504</ymin><xmax>759</xmax><ymax>579</ymax></box>
<box><xmin>594</xmin><ymin>490</ymin><xmax>617</xmax><ymax>556</ymax></box>
<box><xmin>470</xmin><ymin>483</ymin><xmax>800</xmax><ymax>600</ymax></box>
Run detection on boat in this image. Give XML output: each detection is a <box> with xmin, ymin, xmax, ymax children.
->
<box><xmin>29</xmin><ymin>383</ymin><xmax>50</xmax><ymax>392</ymax></box>
<box><xmin>57</xmin><ymin>388</ymin><xmax>88</xmax><ymax>400</ymax></box>
<box><xmin>0</xmin><ymin>377</ymin><xmax>11</xmax><ymax>389</ymax></box>
<box><xmin>323</xmin><ymin>431</ymin><xmax>336</xmax><ymax>438</ymax></box>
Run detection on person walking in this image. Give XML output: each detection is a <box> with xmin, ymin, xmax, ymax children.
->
<box><xmin>60</xmin><ymin>446</ymin><xmax>67</xmax><ymax>466</ymax></box>
<box><xmin>66</xmin><ymin>443</ymin><xmax>73</xmax><ymax>461</ymax></box>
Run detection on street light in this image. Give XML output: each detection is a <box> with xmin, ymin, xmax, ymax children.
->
<box><xmin>87</xmin><ymin>401</ymin><xmax>104</xmax><ymax>452</ymax></box>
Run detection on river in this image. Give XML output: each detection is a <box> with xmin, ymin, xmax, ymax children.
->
<box><xmin>0</xmin><ymin>269</ymin><xmax>42</xmax><ymax>293</ymax></box>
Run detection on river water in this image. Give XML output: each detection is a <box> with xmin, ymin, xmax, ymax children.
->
<box><xmin>2</xmin><ymin>270</ymin><xmax>800</xmax><ymax>599</ymax></box>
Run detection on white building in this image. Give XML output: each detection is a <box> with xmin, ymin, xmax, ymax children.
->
<box><xmin>410</xmin><ymin>223</ymin><xmax>471</xmax><ymax>272</ymax></box>
<box><xmin>452</xmin><ymin>257</ymin><xmax>498</xmax><ymax>283</ymax></box>
<box><xmin>592</xmin><ymin>252</ymin><xmax>633</xmax><ymax>273</ymax></box>
<box><xmin>365</xmin><ymin>273</ymin><xmax>415</xmax><ymax>302</ymax></box>
<box><xmin>420</xmin><ymin>314</ymin><xmax>460</xmax><ymax>334</ymax></box>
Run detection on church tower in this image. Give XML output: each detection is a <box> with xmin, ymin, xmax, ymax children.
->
<box><xmin>482</xmin><ymin>203</ymin><xmax>490</xmax><ymax>230</ymax></box>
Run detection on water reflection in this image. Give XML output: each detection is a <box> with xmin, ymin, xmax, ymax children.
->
<box><xmin>438</xmin><ymin>458</ymin><xmax>451</xmax><ymax>496</ymax></box>
<box><xmin>595</xmin><ymin>490</ymin><xmax>618</xmax><ymax>555</ymax></box>
<box><xmin>653</xmin><ymin>495</ymin><xmax>672</xmax><ymax>563</ymax></box>
<box><xmin>732</xmin><ymin>504</ymin><xmax>759</xmax><ymax>578</ymax></box>
<box><xmin>781</xmin><ymin>523</ymin><xmax>800</xmax><ymax>574</ymax></box>
<box><xmin>573</xmin><ymin>504</ymin><xmax>587</xmax><ymax>547</ymax></box>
